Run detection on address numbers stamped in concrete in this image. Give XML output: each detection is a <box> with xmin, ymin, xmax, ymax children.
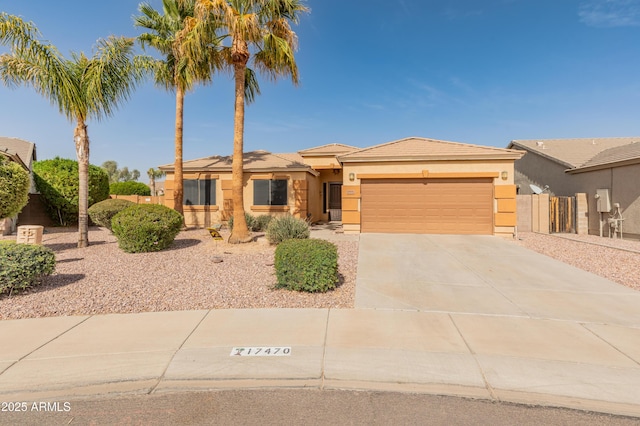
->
<box><xmin>230</xmin><ymin>347</ymin><xmax>291</xmax><ymax>356</ymax></box>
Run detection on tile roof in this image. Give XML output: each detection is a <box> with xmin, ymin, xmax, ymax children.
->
<box><xmin>159</xmin><ymin>150</ymin><xmax>316</xmax><ymax>174</ymax></box>
<box><xmin>569</xmin><ymin>141</ymin><xmax>640</xmax><ymax>172</ymax></box>
<box><xmin>0</xmin><ymin>136</ymin><xmax>36</xmax><ymax>169</ymax></box>
<box><xmin>508</xmin><ymin>137</ymin><xmax>640</xmax><ymax>168</ymax></box>
<box><xmin>339</xmin><ymin>136</ymin><xmax>524</xmax><ymax>161</ymax></box>
<box><xmin>298</xmin><ymin>143</ymin><xmax>359</xmax><ymax>156</ymax></box>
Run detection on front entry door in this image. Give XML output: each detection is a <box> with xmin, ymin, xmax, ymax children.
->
<box><xmin>329</xmin><ymin>183</ymin><xmax>342</xmax><ymax>221</ymax></box>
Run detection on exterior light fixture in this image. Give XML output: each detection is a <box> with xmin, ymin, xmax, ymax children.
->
<box><xmin>348</xmin><ymin>173</ymin><xmax>355</xmax><ymax>181</ymax></box>
<box><xmin>501</xmin><ymin>171</ymin><xmax>508</xmax><ymax>181</ymax></box>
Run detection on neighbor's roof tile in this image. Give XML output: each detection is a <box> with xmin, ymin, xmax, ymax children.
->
<box><xmin>572</xmin><ymin>141</ymin><xmax>640</xmax><ymax>171</ymax></box>
<box><xmin>0</xmin><ymin>136</ymin><xmax>36</xmax><ymax>168</ymax></box>
<box><xmin>509</xmin><ymin>137</ymin><xmax>640</xmax><ymax>168</ymax></box>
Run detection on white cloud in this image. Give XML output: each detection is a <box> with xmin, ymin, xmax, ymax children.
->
<box><xmin>579</xmin><ymin>0</ymin><xmax>640</xmax><ymax>27</ymax></box>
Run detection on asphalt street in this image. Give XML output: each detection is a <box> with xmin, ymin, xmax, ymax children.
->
<box><xmin>1</xmin><ymin>390</ymin><xmax>639</xmax><ymax>426</ymax></box>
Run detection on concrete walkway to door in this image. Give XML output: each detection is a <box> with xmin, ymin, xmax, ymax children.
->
<box><xmin>353</xmin><ymin>233</ymin><xmax>640</xmax><ymax>415</ymax></box>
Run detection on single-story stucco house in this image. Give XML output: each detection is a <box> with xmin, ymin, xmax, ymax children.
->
<box><xmin>159</xmin><ymin>137</ymin><xmax>525</xmax><ymax>237</ymax></box>
<box><xmin>508</xmin><ymin>137</ymin><xmax>640</xmax><ymax>239</ymax></box>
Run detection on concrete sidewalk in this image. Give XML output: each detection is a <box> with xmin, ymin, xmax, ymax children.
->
<box><xmin>1</xmin><ymin>233</ymin><xmax>640</xmax><ymax>418</ymax></box>
<box><xmin>1</xmin><ymin>308</ymin><xmax>639</xmax><ymax>417</ymax></box>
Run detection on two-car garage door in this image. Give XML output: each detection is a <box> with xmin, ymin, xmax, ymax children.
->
<box><xmin>360</xmin><ymin>178</ymin><xmax>493</xmax><ymax>234</ymax></box>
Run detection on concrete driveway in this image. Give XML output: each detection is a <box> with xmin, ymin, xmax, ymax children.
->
<box><xmin>355</xmin><ymin>233</ymin><xmax>640</xmax><ymax>327</ymax></box>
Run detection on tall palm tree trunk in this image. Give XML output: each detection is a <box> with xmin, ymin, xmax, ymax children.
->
<box><xmin>228</xmin><ymin>54</ymin><xmax>251</xmax><ymax>244</ymax></box>
<box><xmin>74</xmin><ymin>119</ymin><xmax>90</xmax><ymax>248</ymax></box>
<box><xmin>174</xmin><ymin>85</ymin><xmax>185</xmax><ymax>217</ymax></box>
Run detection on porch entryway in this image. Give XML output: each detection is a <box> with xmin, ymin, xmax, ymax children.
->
<box><xmin>328</xmin><ymin>183</ymin><xmax>342</xmax><ymax>221</ymax></box>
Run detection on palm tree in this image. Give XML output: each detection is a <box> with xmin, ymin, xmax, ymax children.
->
<box><xmin>191</xmin><ymin>0</ymin><xmax>309</xmax><ymax>244</ymax></box>
<box><xmin>0</xmin><ymin>13</ymin><xmax>147</xmax><ymax>247</ymax></box>
<box><xmin>135</xmin><ymin>0</ymin><xmax>222</xmax><ymax>218</ymax></box>
<box><xmin>147</xmin><ymin>167</ymin><xmax>165</xmax><ymax>196</ymax></box>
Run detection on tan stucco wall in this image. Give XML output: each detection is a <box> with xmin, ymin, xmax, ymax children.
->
<box><xmin>164</xmin><ymin>171</ymin><xmax>315</xmax><ymax>228</ymax></box>
<box><xmin>340</xmin><ymin>159</ymin><xmax>517</xmax><ymax>237</ymax></box>
<box><xmin>307</xmin><ymin>175</ymin><xmax>321</xmax><ymax>222</ymax></box>
<box><xmin>516</xmin><ymin>151</ymin><xmax>640</xmax><ymax>238</ymax></box>
<box><xmin>571</xmin><ymin>165</ymin><xmax>640</xmax><ymax>239</ymax></box>
<box><xmin>516</xmin><ymin>195</ymin><xmax>532</xmax><ymax>232</ymax></box>
<box><xmin>514</xmin><ymin>153</ymin><xmax>574</xmax><ymax>195</ymax></box>
<box><xmin>342</xmin><ymin>160</ymin><xmax>515</xmax><ymax>185</ymax></box>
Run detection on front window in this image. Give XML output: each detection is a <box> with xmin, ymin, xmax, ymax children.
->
<box><xmin>183</xmin><ymin>179</ymin><xmax>216</xmax><ymax>206</ymax></box>
<box><xmin>253</xmin><ymin>179</ymin><xmax>288</xmax><ymax>206</ymax></box>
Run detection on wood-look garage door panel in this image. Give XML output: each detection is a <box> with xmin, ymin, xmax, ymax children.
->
<box><xmin>361</xmin><ymin>179</ymin><xmax>493</xmax><ymax>234</ymax></box>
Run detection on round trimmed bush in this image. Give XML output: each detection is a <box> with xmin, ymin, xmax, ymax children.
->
<box><xmin>87</xmin><ymin>198</ymin><xmax>135</xmax><ymax>232</ymax></box>
<box><xmin>109</xmin><ymin>181</ymin><xmax>151</xmax><ymax>196</ymax></box>
<box><xmin>274</xmin><ymin>239</ymin><xmax>338</xmax><ymax>292</ymax></box>
<box><xmin>265</xmin><ymin>214</ymin><xmax>310</xmax><ymax>245</ymax></box>
<box><xmin>0</xmin><ymin>156</ymin><xmax>30</xmax><ymax>219</ymax></box>
<box><xmin>111</xmin><ymin>204</ymin><xmax>183</xmax><ymax>253</ymax></box>
<box><xmin>0</xmin><ymin>242</ymin><xmax>56</xmax><ymax>295</ymax></box>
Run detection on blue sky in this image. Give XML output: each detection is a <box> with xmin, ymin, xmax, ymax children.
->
<box><xmin>1</xmin><ymin>0</ymin><xmax>640</xmax><ymax>177</ymax></box>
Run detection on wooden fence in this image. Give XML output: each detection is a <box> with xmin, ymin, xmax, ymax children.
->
<box><xmin>549</xmin><ymin>196</ymin><xmax>576</xmax><ymax>233</ymax></box>
<box><xmin>517</xmin><ymin>193</ymin><xmax>586</xmax><ymax>235</ymax></box>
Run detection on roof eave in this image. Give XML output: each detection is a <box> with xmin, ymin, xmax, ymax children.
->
<box><xmin>510</xmin><ymin>144</ymin><xmax>576</xmax><ymax>168</ymax></box>
<box><xmin>0</xmin><ymin>150</ymin><xmax>29</xmax><ymax>171</ymax></box>
<box><xmin>338</xmin><ymin>153</ymin><xmax>525</xmax><ymax>163</ymax></box>
<box><xmin>567</xmin><ymin>157</ymin><xmax>640</xmax><ymax>174</ymax></box>
<box><xmin>298</xmin><ymin>144</ymin><xmax>359</xmax><ymax>156</ymax></box>
<box><xmin>299</xmin><ymin>152</ymin><xmax>355</xmax><ymax>157</ymax></box>
<box><xmin>160</xmin><ymin>166</ymin><xmax>319</xmax><ymax>177</ymax></box>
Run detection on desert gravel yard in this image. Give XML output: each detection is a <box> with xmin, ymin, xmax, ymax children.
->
<box><xmin>515</xmin><ymin>232</ymin><xmax>640</xmax><ymax>291</ymax></box>
<box><xmin>0</xmin><ymin>227</ymin><xmax>358</xmax><ymax>320</ymax></box>
<box><xmin>1</xmin><ymin>228</ymin><xmax>639</xmax><ymax>320</ymax></box>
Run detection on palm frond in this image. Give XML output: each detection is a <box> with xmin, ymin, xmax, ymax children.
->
<box><xmin>82</xmin><ymin>36</ymin><xmax>145</xmax><ymax>121</ymax></box>
<box><xmin>0</xmin><ymin>13</ymin><xmax>41</xmax><ymax>50</ymax></box>
<box><xmin>253</xmin><ymin>32</ymin><xmax>298</xmax><ymax>84</ymax></box>
<box><xmin>243</xmin><ymin>66</ymin><xmax>260</xmax><ymax>104</ymax></box>
<box><xmin>0</xmin><ymin>14</ymin><xmax>81</xmax><ymax>121</ymax></box>
<box><xmin>135</xmin><ymin>0</ymin><xmax>223</xmax><ymax>92</ymax></box>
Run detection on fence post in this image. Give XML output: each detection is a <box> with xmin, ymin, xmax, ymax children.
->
<box><xmin>575</xmin><ymin>193</ymin><xmax>588</xmax><ymax>235</ymax></box>
<box><xmin>516</xmin><ymin>195</ymin><xmax>532</xmax><ymax>232</ymax></box>
<box><xmin>538</xmin><ymin>193</ymin><xmax>550</xmax><ymax>234</ymax></box>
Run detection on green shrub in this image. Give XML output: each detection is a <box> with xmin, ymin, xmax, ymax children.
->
<box><xmin>255</xmin><ymin>214</ymin><xmax>273</xmax><ymax>232</ymax></box>
<box><xmin>274</xmin><ymin>239</ymin><xmax>338</xmax><ymax>292</ymax></box>
<box><xmin>33</xmin><ymin>157</ymin><xmax>110</xmax><ymax>226</ymax></box>
<box><xmin>266</xmin><ymin>214</ymin><xmax>310</xmax><ymax>245</ymax></box>
<box><xmin>228</xmin><ymin>212</ymin><xmax>257</xmax><ymax>232</ymax></box>
<box><xmin>0</xmin><ymin>243</ymin><xmax>56</xmax><ymax>295</ymax></box>
<box><xmin>87</xmin><ymin>198</ymin><xmax>135</xmax><ymax>232</ymax></box>
<box><xmin>0</xmin><ymin>156</ymin><xmax>30</xmax><ymax>219</ymax></box>
<box><xmin>111</xmin><ymin>204</ymin><xmax>183</xmax><ymax>253</ymax></box>
<box><xmin>109</xmin><ymin>181</ymin><xmax>151</xmax><ymax>196</ymax></box>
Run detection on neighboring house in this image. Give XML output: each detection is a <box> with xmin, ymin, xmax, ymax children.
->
<box><xmin>0</xmin><ymin>137</ymin><xmax>37</xmax><ymax>235</ymax></box>
<box><xmin>508</xmin><ymin>137</ymin><xmax>640</xmax><ymax>239</ymax></box>
<box><xmin>160</xmin><ymin>137</ymin><xmax>524</xmax><ymax>237</ymax></box>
